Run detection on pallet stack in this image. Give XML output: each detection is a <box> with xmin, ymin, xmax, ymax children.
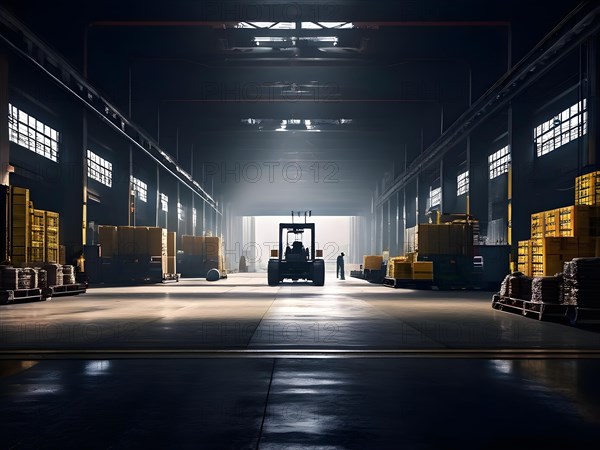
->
<box><xmin>517</xmin><ymin>171</ymin><xmax>600</xmax><ymax>277</ymax></box>
<box><xmin>181</xmin><ymin>235</ymin><xmax>223</xmax><ymax>271</ymax></box>
<box><xmin>387</xmin><ymin>257</ymin><xmax>433</xmax><ymax>281</ymax></box>
<box><xmin>98</xmin><ymin>225</ymin><xmax>169</xmax><ymax>274</ymax></box>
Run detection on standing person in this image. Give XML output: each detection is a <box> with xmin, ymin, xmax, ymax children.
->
<box><xmin>336</xmin><ymin>252</ymin><xmax>345</xmax><ymax>280</ymax></box>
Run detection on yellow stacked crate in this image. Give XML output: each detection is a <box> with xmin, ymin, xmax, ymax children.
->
<box><xmin>517</xmin><ymin>240</ymin><xmax>532</xmax><ymax>277</ymax></box>
<box><xmin>531</xmin><ymin>212</ymin><xmax>545</xmax><ymax>239</ymax></box>
<box><xmin>412</xmin><ymin>261</ymin><xmax>434</xmax><ymax>280</ymax></box>
<box><xmin>30</xmin><ymin>208</ymin><xmax>45</xmax><ymax>263</ymax></box>
<box><xmin>117</xmin><ymin>226</ymin><xmax>135</xmax><ymax>256</ymax></box>
<box><xmin>11</xmin><ymin>187</ymin><xmax>31</xmax><ymax>265</ymax></box>
<box><xmin>531</xmin><ymin>237</ymin><xmax>595</xmax><ymax>277</ymax></box>
<box><xmin>181</xmin><ymin>235</ymin><xmax>195</xmax><ymax>255</ymax></box>
<box><xmin>575</xmin><ymin>171</ymin><xmax>600</xmax><ymax>206</ymax></box>
<box><xmin>363</xmin><ymin>255</ymin><xmax>383</xmax><ymax>270</ymax></box>
<box><xmin>543</xmin><ymin>209</ymin><xmax>559</xmax><ymax>237</ymax></box>
<box><xmin>44</xmin><ymin>211</ymin><xmax>60</xmax><ymax>263</ymax></box>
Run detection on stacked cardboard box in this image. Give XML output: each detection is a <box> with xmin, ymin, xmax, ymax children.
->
<box><xmin>363</xmin><ymin>255</ymin><xmax>383</xmax><ymax>270</ymax></box>
<box><xmin>531</xmin><ymin>237</ymin><xmax>595</xmax><ymax>277</ymax></box>
<box><xmin>10</xmin><ymin>187</ymin><xmax>30</xmax><ymax>265</ymax></box>
<box><xmin>45</xmin><ymin>211</ymin><xmax>60</xmax><ymax>263</ymax></box>
<box><xmin>415</xmin><ymin>223</ymin><xmax>473</xmax><ymax>255</ymax></box>
<box><xmin>29</xmin><ymin>209</ymin><xmax>45</xmax><ymax>263</ymax></box>
<box><xmin>181</xmin><ymin>235</ymin><xmax>223</xmax><ymax>274</ymax></box>
<box><xmin>387</xmin><ymin>258</ymin><xmax>433</xmax><ymax>280</ymax></box>
<box><xmin>98</xmin><ymin>226</ymin><xmax>118</xmax><ymax>257</ymax></box>
<box><xmin>575</xmin><ymin>171</ymin><xmax>600</xmax><ymax>206</ymax></box>
<box><xmin>517</xmin><ymin>240</ymin><xmax>532</xmax><ymax>276</ymax></box>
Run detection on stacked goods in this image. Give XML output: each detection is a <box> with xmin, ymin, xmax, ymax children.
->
<box><xmin>45</xmin><ymin>211</ymin><xmax>60</xmax><ymax>263</ymax></box>
<box><xmin>575</xmin><ymin>170</ymin><xmax>600</xmax><ymax>206</ymax></box>
<box><xmin>1</xmin><ymin>267</ymin><xmax>20</xmax><ymax>290</ymax></box>
<box><xmin>562</xmin><ymin>258</ymin><xmax>600</xmax><ymax>307</ymax></box>
<box><xmin>413</xmin><ymin>261</ymin><xmax>434</xmax><ymax>280</ymax></box>
<box><xmin>98</xmin><ymin>226</ymin><xmax>118</xmax><ymax>257</ymax></box>
<box><xmin>182</xmin><ymin>235</ymin><xmax>223</xmax><ymax>269</ymax></box>
<box><xmin>387</xmin><ymin>256</ymin><xmax>408</xmax><ymax>277</ymax></box>
<box><xmin>558</xmin><ymin>205</ymin><xmax>600</xmax><ymax>237</ymax></box>
<box><xmin>117</xmin><ymin>226</ymin><xmax>135</xmax><ymax>255</ymax></box>
<box><xmin>21</xmin><ymin>268</ymin><xmax>38</xmax><ymax>289</ymax></box>
<box><xmin>543</xmin><ymin>209</ymin><xmax>559</xmax><ymax>237</ymax></box>
<box><xmin>530</xmin><ymin>212</ymin><xmax>545</xmax><ymax>239</ymax></box>
<box><xmin>29</xmin><ymin>209</ymin><xmax>45</xmax><ymax>263</ymax></box>
<box><xmin>517</xmin><ymin>240</ymin><xmax>532</xmax><ymax>277</ymax></box>
<box><xmin>62</xmin><ymin>265</ymin><xmax>75</xmax><ymax>285</ymax></box>
<box><xmin>363</xmin><ymin>255</ymin><xmax>383</xmax><ymax>270</ymax></box>
<box><xmin>167</xmin><ymin>232</ymin><xmax>177</xmax><ymax>274</ymax></box>
<box><xmin>500</xmin><ymin>274</ymin><xmax>510</xmax><ymax>297</ymax></box>
<box><xmin>387</xmin><ymin>259</ymin><xmax>411</xmax><ymax>279</ymax></box>
<box><xmin>506</xmin><ymin>272</ymin><xmax>532</xmax><ymax>300</ymax></box>
<box><xmin>531</xmin><ymin>237</ymin><xmax>595</xmax><ymax>277</ymax></box>
<box><xmin>415</xmin><ymin>223</ymin><xmax>474</xmax><ymax>255</ymax></box>
<box><xmin>147</xmin><ymin>227</ymin><xmax>168</xmax><ymax>256</ymax></box>
<box><xmin>133</xmin><ymin>227</ymin><xmax>148</xmax><ymax>255</ymax></box>
<box><xmin>11</xmin><ymin>187</ymin><xmax>30</xmax><ymax>265</ymax></box>
<box><xmin>531</xmin><ymin>276</ymin><xmax>562</xmax><ymax>304</ymax></box>
<box><xmin>44</xmin><ymin>263</ymin><xmax>63</xmax><ymax>287</ymax></box>
<box><xmin>37</xmin><ymin>269</ymin><xmax>48</xmax><ymax>288</ymax></box>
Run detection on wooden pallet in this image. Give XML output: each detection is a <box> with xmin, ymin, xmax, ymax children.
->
<box><xmin>491</xmin><ymin>294</ymin><xmax>600</xmax><ymax>325</ymax></box>
<box><xmin>383</xmin><ymin>277</ymin><xmax>434</xmax><ymax>289</ymax></box>
<box><xmin>42</xmin><ymin>283</ymin><xmax>87</xmax><ymax>299</ymax></box>
<box><xmin>0</xmin><ymin>288</ymin><xmax>43</xmax><ymax>304</ymax></box>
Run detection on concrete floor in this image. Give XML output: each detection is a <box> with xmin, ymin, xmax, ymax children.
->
<box><xmin>1</xmin><ymin>273</ymin><xmax>600</xmax><ymax>448</ymax></box>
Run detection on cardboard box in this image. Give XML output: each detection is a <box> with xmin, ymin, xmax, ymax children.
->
<box><xmin>147</xmin><ymin>227</ymin><xmax>167</xmax><ymax>256</ymax></box>
<box><xmin>118</xmin><ymin>226</ymin><xmax>135</xmax><ymax>255</ymax></box>
<box><xmin>167</xmin><ymin>256</ymin><xmax>176</xmax><ymax>274</ymax></box>
<box><xmin>363</xmin><ymin>255</ymin><xmax>383</xmax><ymax>270</ymax></box>
<box><xmin>167</xmin><ymin>232</ymin><xmax>176</xmax><ymax>256</ymax></box>
<box><xmin>99</xmin><ymin>226</ymin><xmax>118</xmax><ymax>257</ymax></box>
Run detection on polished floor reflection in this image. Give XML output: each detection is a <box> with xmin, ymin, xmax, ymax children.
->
<box><xmin>1</xmin><ymin>358</ymin><xmax>599</xmax><ymax>449</ymax></box>
<box><xmin>2</xmin><ymin>273</ymin><xmax>600</xmax><ymax>448</ymax></box>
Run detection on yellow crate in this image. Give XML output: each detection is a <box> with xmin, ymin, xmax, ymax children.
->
<box><xmin>29</xmin><ymin>246</ymin><xmax>45</xmax><ymax>262</ymax></box>
<box><xmin>575</xmin><ymin>171</ymin><xmax>600</xmax><ymax>206</ymax></box>
<box><xmin>45</xmin><ymin>246</ymin><xmax>59</xmax><ymax>263</ymax></box>
<box><xmin>517</xmin><ymin>262</ymin><xmax>532</xmax><ymax>277</ymax></box>
<box><xmin>45</xmin><ymin>211</ymin><xmax>59</xmax><ymax>228</ymax></box>
<box><xmin>543</xmin><ymin>209</ymin><xmax>559</xmax><ymax>237</ymax></box>
<box><xmin>363</xmin><ymin>255</ymin><xmax>383</xmax><ymax>270</ymax></box>
<box><xmin>531</xmin><ymin>212</ymin><xmax>545</xmax><ymax>239</ymax></box>
<box><xmin>147</xmin><ymin>227</ymin><xmax>167</xmax><ymax>256</ymax></box>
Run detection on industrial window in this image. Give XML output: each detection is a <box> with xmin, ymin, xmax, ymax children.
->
<box><xmin>160</xmin><ymin>193</ymin><xmax>169</xmax><ymax>212</ymax></box>
<box><xmin>488</xmin><ymin>146</ymin><xmax>511</xmax><ymax>180</ymax></box>
<box><xmin>178</xmin><ymin>202</ymin><xmax>184</xmax><ymax>221</ymax></box>
<box><xmin>87</xmin><ymin>150</ymin><xmax>112</xmax><ymax>187</ymax></box>
<box><xmin>8</xmin><ymin>104</ymin><xmax>59</xmax><ymax>162</ymax></box>
<box><xmin>193</xmin><ymin>208</ymin><xmax>197</xmax><ymax>229</ymax></box>
<box><xmin>429</xmin><ymin>187</ymin><xmax>441</xmax><ymax>207</ymax></box>
<box><xmin>534</xmin><ymin>99</ymin><xmax>587</xmax><ymax>157</ymax></box>
<box><xmin>130</xmin><ymin>176</ymin><xmax>147</xmax><ymax>203</ymax></box>
<box><xmin>457</xmin><ymin>171</ymin><xmax>469</xmax><ymax>196</ymax></box>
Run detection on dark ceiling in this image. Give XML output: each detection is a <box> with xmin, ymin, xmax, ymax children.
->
<box><xmin>0</xmin><ymin>0</ymin><xmax>584</xmax><ymax>216</ymax></box>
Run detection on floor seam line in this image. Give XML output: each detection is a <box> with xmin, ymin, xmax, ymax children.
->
<box><xmin>255</xmin><ymin>358</ymin><xmax>276</xmax><ymax>450</ymax></box>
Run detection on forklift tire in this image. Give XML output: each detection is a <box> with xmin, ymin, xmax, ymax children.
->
<box><xmin>313</xmin><ymin>260</ymin><xmax>325</xmax><ymax>286</ymax></box>
<box><xmin>268</xmin><ymin>261</ymin><xmax>280</xmax><ymax>286</ymax></box>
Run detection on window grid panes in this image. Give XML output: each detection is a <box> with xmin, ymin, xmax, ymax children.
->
<box><xmin>429</xmin><ymin>187</ymin><xmax>441</xmax><ymax>207</ymax></box>
<box><xmin>489</xmin><ymin>146</ymin><xmax>511</xmax><ymax>180</ymax></box>
<box><xmin>457</xmin><ymin>171</ymin><xmax>469</xmax><ymax>196</ymax></box>
<box><xmin>8</xmin><ymin>104</ymin><xmax>59</xmax><ymax>162</ymax></box>
<box><xmin>130</xmin><ymin>176</ymin><xmax>147</xmax><ymax>203</ymax></box>
<box><xmin>534</xmin><ymin>100</ymin><xmax>587</xmax><ymax>157</ymax></box>
<box><xmin>87</xmin><ymin>150</ymin><xmax>112</xmax><ymax>187</ymax></box>
<box><xmin>178</xmin><ymin>202</ymin><xmax>184</xmax><ymax>221</ymax></box>
<box><xmin>160</xmin><ymin>193</ymin><xmax>169</xmax><ymax>212</ymax></box>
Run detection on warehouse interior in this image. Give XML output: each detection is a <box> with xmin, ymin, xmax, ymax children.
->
<box><xmin>2</xmin><ymin>0</ymin><xmax>600</xmax><ymax>448</ymax></box>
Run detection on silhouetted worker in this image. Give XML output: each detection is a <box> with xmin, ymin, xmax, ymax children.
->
<box><xmin>285</xmin><ymin>245</ymin><xmax>291</xmax><ymax>259</ymax></box>
<box><xmin>336</xmin><ymin>252</ymin><xmax>345</xmax><ymax>280</ymax></box>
